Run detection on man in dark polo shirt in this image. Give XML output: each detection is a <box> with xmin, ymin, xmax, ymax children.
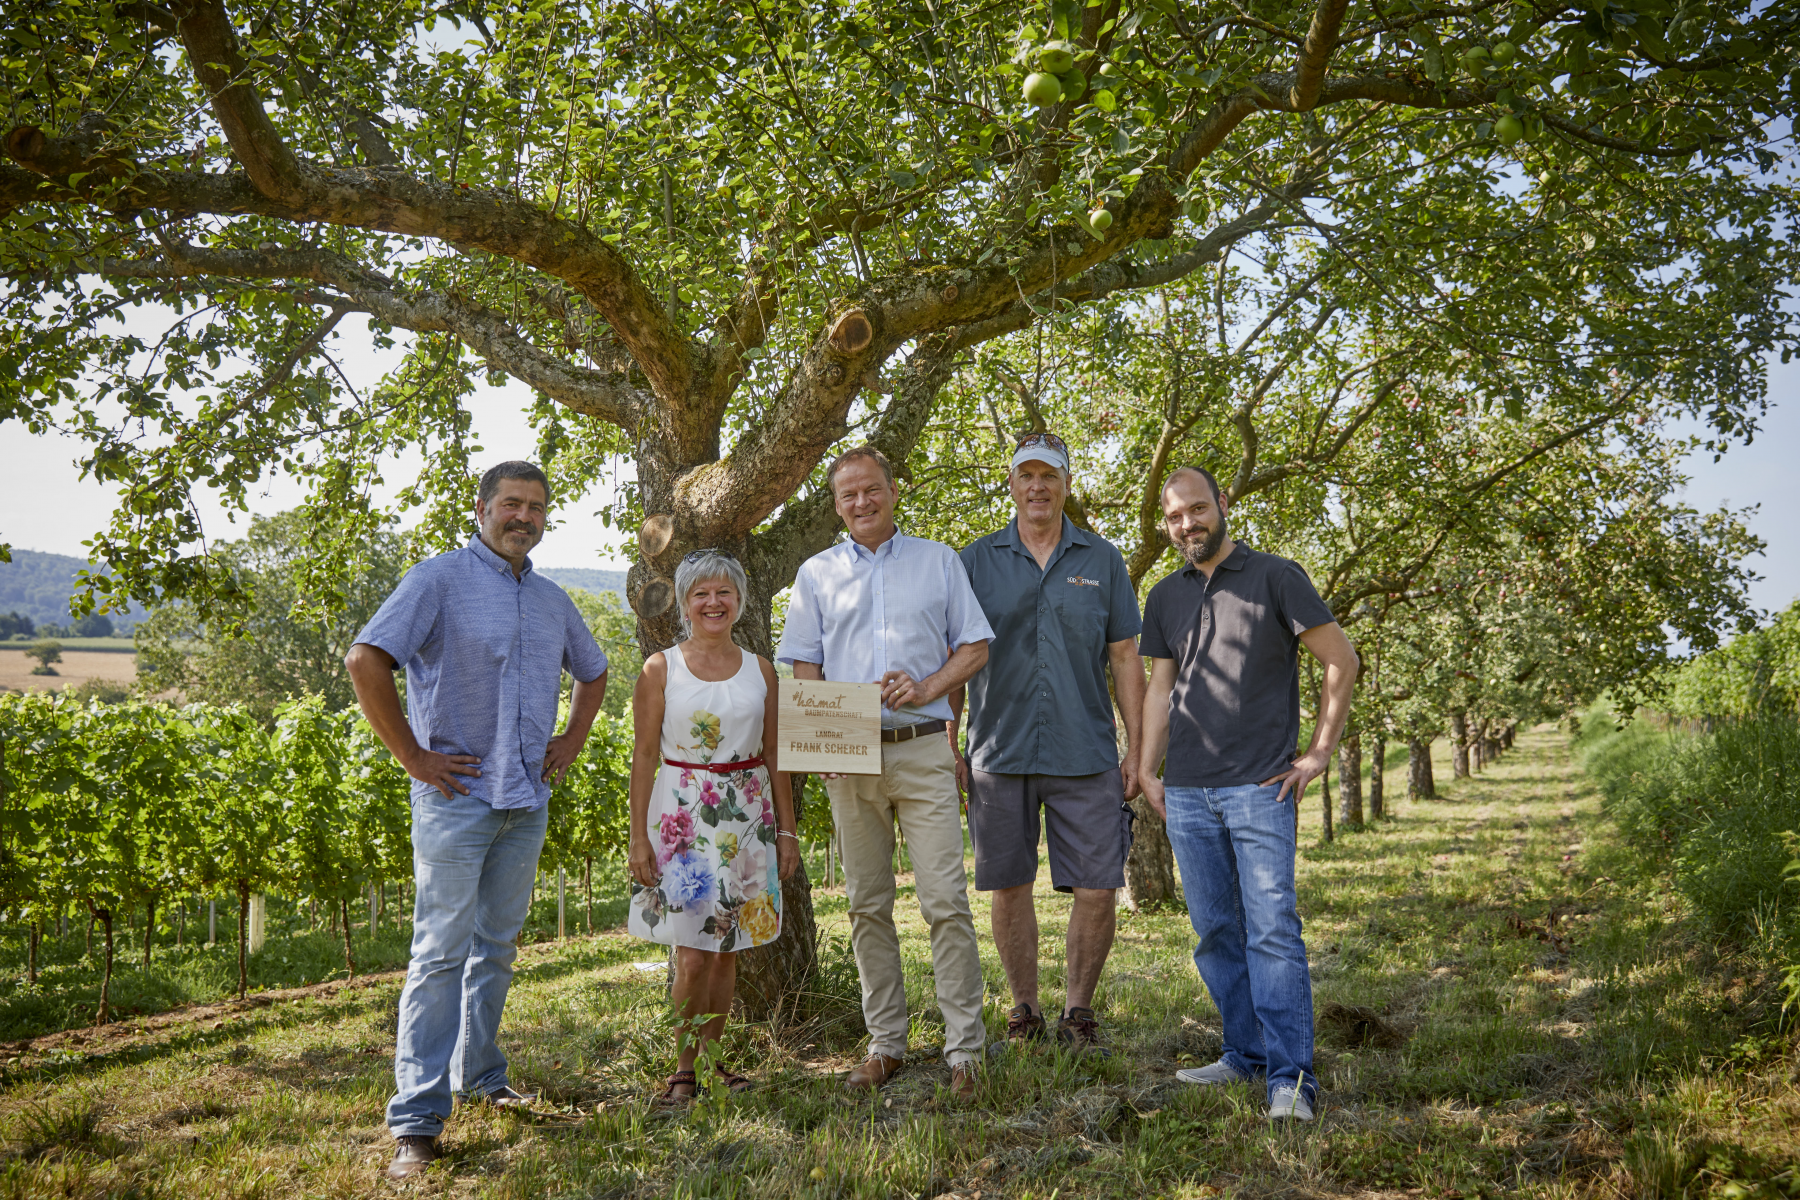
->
<box><xmin>1138</xmin><ymin>466</ymin><xmax>1358</xmax><ymax>1122</ymax></box>
<box><xmin>955</xmin><ymin>432</ymin><xmax>1145</xmax><ymax>1054</ymax></box>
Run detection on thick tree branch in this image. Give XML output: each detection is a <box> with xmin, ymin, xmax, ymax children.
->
<box><xmin>1291</xmin><ymin>0</ymin><xmax>1352</xmax><ymax>110</ymax></box>
<box><xmin>173</xmin><ymin>0</ymin><xmax>307</xmax><ymax>200</ymax></box>
<box><xmin>746</xmin><ymin>329</ymin><xmax>965</xmax><ymax>596</ymax></box>
<box><xmin>1</xmin><ymin>125</ymin><xmax>688</xmax><ymax>403</ymax></box>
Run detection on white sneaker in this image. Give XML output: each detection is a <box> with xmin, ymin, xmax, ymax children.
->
<box><xmin>1267</xmin><ymin>1083</ymin><xmax>1314</xmax><ymax>1121</ymax></box>
<box><xmin>1175</xmin><ymin>1059</ymin><xmax>1254</xmax><ymax>1086</ymax></box>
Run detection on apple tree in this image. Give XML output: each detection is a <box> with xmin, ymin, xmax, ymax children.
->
<box><xmin>4</xmin><ymin>0</ymin><xmax>1794</xmax><ymax>999</ymax></box>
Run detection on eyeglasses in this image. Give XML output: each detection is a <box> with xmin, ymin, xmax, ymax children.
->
<box><xmin>1014</xmin><ymin>431</ymin><xmax>1068</xmax><ymax>456</ymax></box>
<box><xmin>681</xmin><ymin>548</ymin><xmax>739</xmax><ymax>564</ymax></box>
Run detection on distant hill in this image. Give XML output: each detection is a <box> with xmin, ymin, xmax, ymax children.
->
<box><xmin>535</xmin><ymin>566</ymin><xmax>627</xmax><ymax>601</ymax></box>
<box><xmin>0</xmin><ymin>549</ymin><xmax>144</xmax><ymax>635</ymax></box>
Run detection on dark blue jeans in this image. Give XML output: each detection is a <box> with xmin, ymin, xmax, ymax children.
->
<box><xmin>1165</xmin><ymin>784</ymin><xmax>1315</xmax><ymax>1104</ymax></box>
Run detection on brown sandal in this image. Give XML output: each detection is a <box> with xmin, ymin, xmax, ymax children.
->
<box><xmin>713</xmin><ymin>1065</ymin><xmax>754</xmax><ymax>1094</ymax></box>
<box><xmin>656</xmin><ymin>1070</ymin><xmax>698</xmax><ymax>1107</ymax></box>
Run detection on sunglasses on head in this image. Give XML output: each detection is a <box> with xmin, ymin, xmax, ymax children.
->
<box><xmin>1015</xmin><ymin>431</ymin><xmax>1068</xmax><ymax>456</ymax></box>
<box><xmin>681</xmin><ymin>547</ymin><xmax>739</xmax><ymax>565</ymax></box>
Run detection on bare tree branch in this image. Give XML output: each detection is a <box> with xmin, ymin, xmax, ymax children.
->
<box><xmin>94</xmin><ymin>244</ymin><xmax>648</xmax><ymax>426</ymax></box>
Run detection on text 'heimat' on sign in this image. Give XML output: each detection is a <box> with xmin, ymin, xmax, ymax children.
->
<box><xmin>777</xmin><ymin>680</ymin><xmax>882</xmax><ymax>775</ymax></box>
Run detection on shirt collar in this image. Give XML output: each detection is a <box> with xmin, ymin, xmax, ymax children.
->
<box><xmin>844</xmin><ymin>526</ymin><xmax>905</xmax><ymax>561</ymax></box>
<box><xmin>1182</xmin><ymin>539</ymin><xmax>1249</xmax><ymax>579</ymax></box>
<box><xmin>468</xmin><ymin>532</ymin><xmax>533</xmax><ymax>579</ymax></box>
<box><xmin>998</xmin><ymin>515</ymin><xmax>1090</xmax><ymax>554</ymax></box>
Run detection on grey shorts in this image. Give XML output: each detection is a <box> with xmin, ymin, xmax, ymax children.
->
<box><xmin>966</xmin><ymin>768</ymin><xmax>1133</xmax><ymax>893</ymax></box>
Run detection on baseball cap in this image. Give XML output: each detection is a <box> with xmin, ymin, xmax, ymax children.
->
<box><xmin>1010</xmin><ymin>431</ymin><xmax>1069</xmax><ymax>473</ymax></box>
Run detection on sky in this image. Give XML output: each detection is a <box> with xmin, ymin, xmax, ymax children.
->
<box><xmin>4</xmin><ymin>327</ymin><xmax>1797</xmax><ymax>619</ymax></box>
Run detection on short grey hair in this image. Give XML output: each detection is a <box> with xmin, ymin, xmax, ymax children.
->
<box><xmin>674</xmin><ymin>551</ymin><xmax>750</xmax><ymax>638</ymax></box>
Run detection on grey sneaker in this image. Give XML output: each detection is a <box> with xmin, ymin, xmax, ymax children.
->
<box><xmin>1175</xmin><ymin>1058</ymin><xmax>1254</xmax><ymax>1086</ymax></box>
<box><xmin>1268</xmin><ymin>1083</ymin><xmax>1315</xmax><ymax>1121</ymax></box>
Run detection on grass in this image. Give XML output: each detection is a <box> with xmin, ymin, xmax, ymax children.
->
<box><xmin>0</xmin><ymin>728</ymin><xmax>1796</xmax><ymax>1197</ymax></box>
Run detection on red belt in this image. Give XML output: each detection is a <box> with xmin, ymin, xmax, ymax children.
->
<box><xmin>664</xmin><ymin>756</ymin><xmax>766</xmax><ymax>773</ymax></box>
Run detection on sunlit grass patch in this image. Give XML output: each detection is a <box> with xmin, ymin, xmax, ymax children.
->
<box><xmin>0</xmin><ymin>730</ymin><xmax>1795</xmax><ymax>1197</ymax></box>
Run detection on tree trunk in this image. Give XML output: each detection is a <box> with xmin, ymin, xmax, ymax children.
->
<box><xmin>142</xmin><ymin>894</ymin><xmax>156</xmax><ymax>972</ymax></box>
<box><xmin>177</xmin><ymin>902</ymin><xmax>185</xmax><ymax>949</ymax></box>
<box><xmin>1502</xmin><ymin>722</ymin><xmax>1515</xmax><ymax>750</ymax></box>
<box><xmin>92</xmin><ymin>903</ymin><xmax>114</xmax><ymax>1025</ymax></box>
<box><xmin>1449</xmin><ymin>709</ymin><xmax>1471</xmax><ymax>778</ymax></box>
<box><xmin>1408</xmin><ymin>737</ymin><xmax>1437</xmax><ymax>800</ymax></box>
<box><xmin>1123</xmin><ymin>796</ymin><xmax>1181</xmax><ymax>910</ymax></box>
<box><xmin>1337</xmin><ymin>732</ymin><xmax>1363</xmax><ymax>828</ymax></box>
<box><xmin>339</xmin><ymin>896</ymin><xmax>357</xmax><ymax>978</ymax></box>
<box><xmin>736</xmin><ymin>860</ymin><xmax>819</xmax><ymax>1021</ymax></box>
<box><xmin>27</xmin><ymin>919</ymin><xmax>38</xmax><ymax>985</ymax></box>
<box><xmin>1369</xmin><ymin>735</ymin><xmax>1386</xmax><ymax>820</ymax></box>
<box><xmin>736</xmin><ymin>772</ymin><xmax>819</xmax><ymax>1022</ymax></box>
<box><xmin>237</xmin><ymin>883</ymin><xmax>250</xmax><ymax>999</ymax></box>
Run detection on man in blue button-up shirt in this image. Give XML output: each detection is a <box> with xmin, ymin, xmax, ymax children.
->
<box><xmin>955</xmin><ymin>434</ymin><xmax>1145</xmax><ymax>1057</ymax></box>
<box><xmin>347</xmin><ymin>461</ymin><xmax>608</xmax><ymax>1179</ymax></box>
<box><xmin>777</xmin><ymin>445</ymin><xmax>994</xmax><ymax>1100</ymax></box>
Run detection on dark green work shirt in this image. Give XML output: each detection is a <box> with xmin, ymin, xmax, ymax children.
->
<box><xmin>959</xmin><ymin>518</ymin><xmax>1142</xmax><ymax>776</ymax></box>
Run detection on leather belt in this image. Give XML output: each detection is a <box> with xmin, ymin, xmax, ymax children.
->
<box><xmin>881</xmin><ymin>719</ymin><xmax>947</xmax><ymax>744</ymax></box>
<box><xmin>663</xmin><ymin>756</ymin><xmax>766</xmax><ymax>773</ymax></box>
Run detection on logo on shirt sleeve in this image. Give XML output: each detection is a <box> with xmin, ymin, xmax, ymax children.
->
<box><xmin>1067</xmin><ymin>576</ymin><xmax>1102</xmax><ymax>587</ymax></box>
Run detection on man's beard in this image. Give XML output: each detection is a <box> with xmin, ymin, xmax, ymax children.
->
<box><xmin>1177</xmin><ymin>519</ymin><xmax>1226</xmax><ymax>567</ymax></box>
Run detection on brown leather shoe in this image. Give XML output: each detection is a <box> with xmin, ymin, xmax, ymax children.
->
<box><xmin>949</xmin><ymin>1062</ymin><xmax>978</xmax><ymax>1101</ymax></box>
<box><xmin>844</xmin><ymin>1053</ymin><xmax>904</xmax><ymax>1091</ymax></box>
<box><xmin>387</xmin><ymin>1135</ymin><xmax>438</xmax><ymax>1180</ymax></box>
<box><xmin>1056</xmin><ymin>1006</ymin><xmax>1112</xmax><ymax>1057</ymax></box>
<box><xmin>1006</xmin><ymin>1003</ymin><xmax>1047</xmax><ymax>1044</ymax></box>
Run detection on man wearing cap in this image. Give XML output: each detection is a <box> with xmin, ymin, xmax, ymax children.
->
<box><xmin>954</xmin><ymin>433</ymin><xmax>1146</xmax><ymax>1054</ymax></box>
<box><xmin>777</xmin><ymin>444</ymin><xmax>995</xmax><ymax>1100</ymax></box>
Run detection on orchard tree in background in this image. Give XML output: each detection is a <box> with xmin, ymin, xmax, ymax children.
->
<box><xmin>3</xmin><ymin>0</ymin><xmax>1796</xmax><ymax>998</ymax></box>
<box><xmin>135</xmin><ymin>512</ymin><xmax>409</xmax><ymax>721</ymax></box>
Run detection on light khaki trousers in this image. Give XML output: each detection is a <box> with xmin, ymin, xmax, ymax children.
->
<box><xmin>828</xmin><ymin>735</ymin><xmax>986</xmax><ymax>1062</ymax></box>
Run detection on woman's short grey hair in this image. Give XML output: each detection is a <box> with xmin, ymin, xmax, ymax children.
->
<box><xmin>674</xmin><ymin>551</ymin><xmax>750</xmax><ymax>638</ymax></box>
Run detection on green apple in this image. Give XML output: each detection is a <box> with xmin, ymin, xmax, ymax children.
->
<box><xmin>1089</xmin><ymin>207</ymin><xmax>1113</xmax><ymax>231</ymax></box>
<box><xmin>1023</xmin><ymin>72</ymin><xmax>1064</xmax><ymax>106</ymax></box>
<box><xmin>1496</xmin><ymin>114</ymin><xmax>1525</xmax><ymax>146</ymax></box>
<box><xmin>1491</xmin><ymin>40</ymin><xmax>1517</xmax><ymax>67</ymax></box>
<box><xmin>1097</xmin><ymin>61</ymin><xmax>1121</xmax><ymax>78</ymax></box>
<box><xmin>1462</xmin><ymin>46</ymin><xmax>1491</xmax><ymax>72</ymax></box>
<box><xmin>1038</xmin><ymin>41</ymin><xmax>1076</xmax><ymax>74</ymax></box>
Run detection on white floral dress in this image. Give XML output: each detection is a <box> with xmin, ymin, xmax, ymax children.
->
<box><xmin>628</xmin><ymin>643</ymin><xmax>783</xmax><ymax>952</ymax></box>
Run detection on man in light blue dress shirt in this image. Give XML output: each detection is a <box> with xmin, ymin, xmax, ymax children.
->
<box><xmin>347</xmin><ymin>461</ymin><xmax>609</xmax><ymax>1180</ymax></box>
<box><xmin>777</xmin><ymin>445</ymin><xmax>995</xmax><ymax>1100</ymax></box>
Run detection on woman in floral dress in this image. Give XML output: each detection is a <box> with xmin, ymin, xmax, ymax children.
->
<box><xmin>627</xmin><ymin>550</ymin><xmax>799</xmax><ymax>1103</ymax></box>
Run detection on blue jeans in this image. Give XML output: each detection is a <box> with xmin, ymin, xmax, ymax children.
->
<box><xmin>1165</xmin><ymin>784</ymin><xmax>1314</xmax><ymax>1104</ymax></box>
<box><xmin>386</xmin><ymin>792</ymin><xmax>548</xmax><ymax>1138</ymax></box>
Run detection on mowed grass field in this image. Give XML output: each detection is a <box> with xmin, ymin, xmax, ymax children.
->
<box><xmin>0</xmin><ymin>647</ymin><xmax>136</xmax><ymax>694</ymax></box>
<box><xmin>1</xmin><ymin>728</ymin><xmax>1795</xmax><ymax>1198</ymax></box>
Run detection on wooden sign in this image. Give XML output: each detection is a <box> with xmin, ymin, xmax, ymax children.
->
<box><xmin>778</xmin><ymin>680</ymin><xmax>882</xmax><ymax>775</ymax></box>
